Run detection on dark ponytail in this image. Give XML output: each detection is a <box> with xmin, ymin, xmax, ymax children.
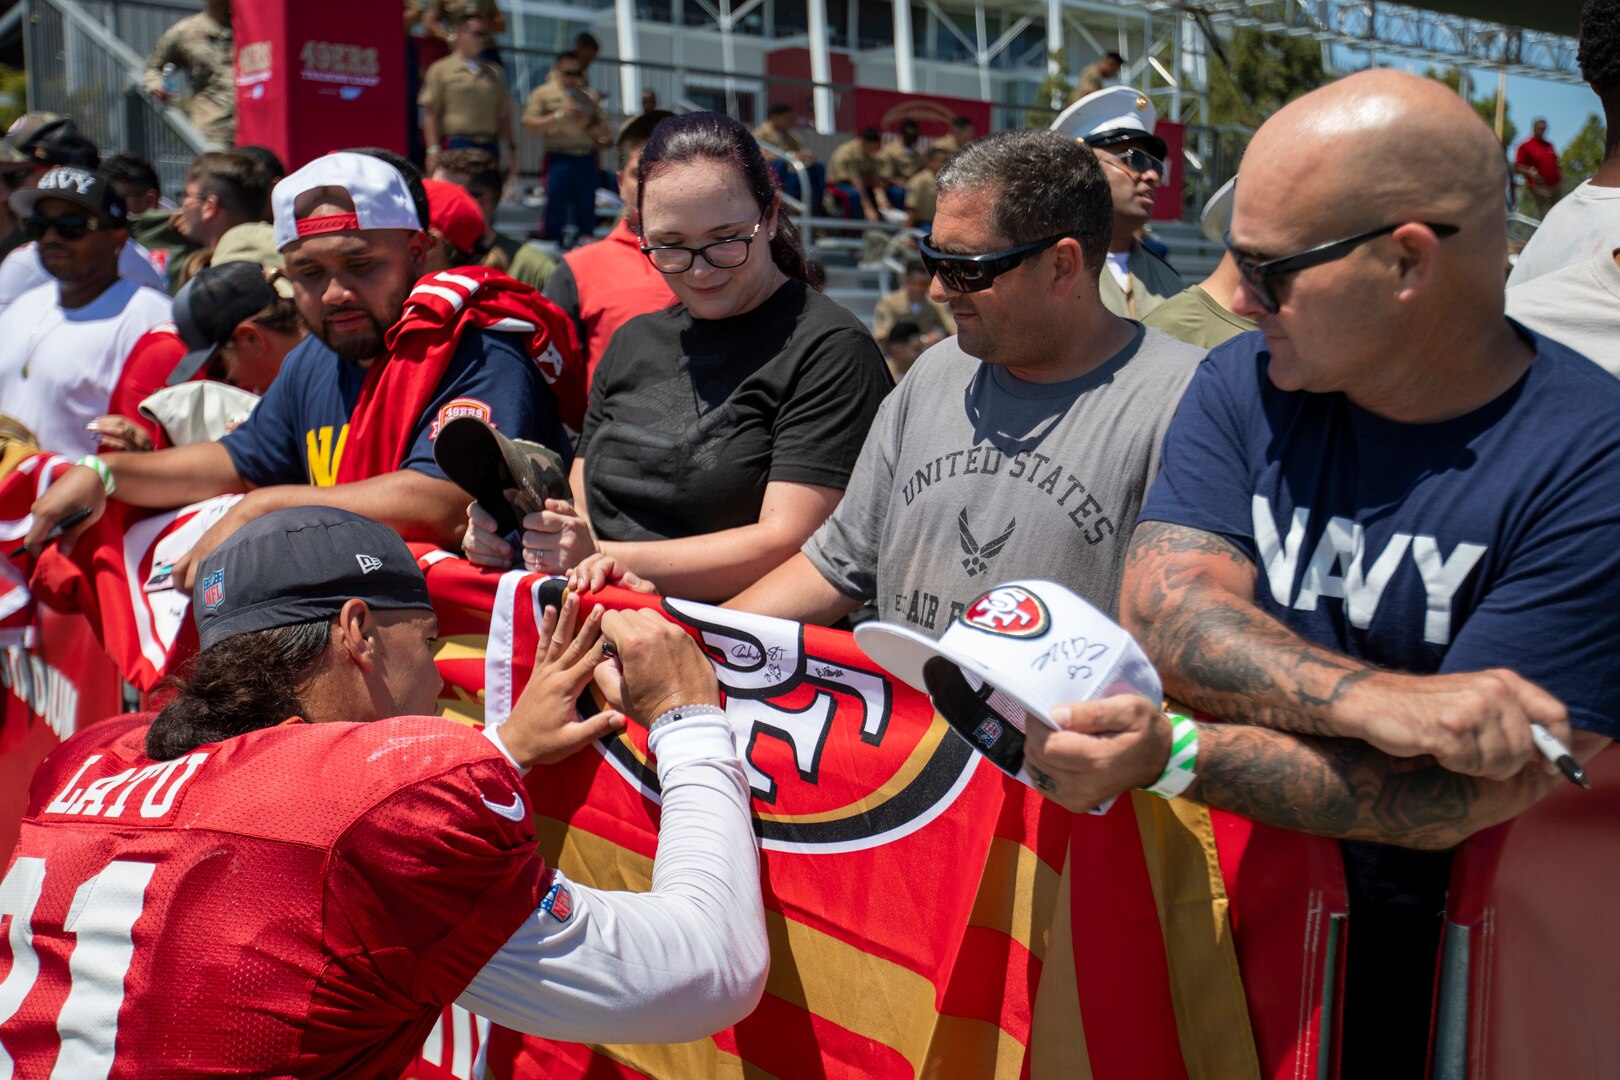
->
<box><xmin>636</xmin><ymin>111</ymin><xmax>825</xmax><ymax>290</ymax></box>
<box><xmin>145</xmin><ymin>620</ymin><xmax>331</xmax><ymax>759</ymax></box>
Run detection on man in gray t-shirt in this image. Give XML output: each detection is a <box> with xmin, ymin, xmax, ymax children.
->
<box><xmin>804</xmin><ymin>327</ymin><xmax>1195</xmax><ymax>631</ymax></box>
<box><xmin>728</xmin><ymin>128</ymin><xmax>1201</xmax><ymax>634</ymax></box>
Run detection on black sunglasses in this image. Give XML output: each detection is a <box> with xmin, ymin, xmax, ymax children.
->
<box><xmin>1225</xmin><ymin>221</ymin><xmax>1460</xmax><ymax>314</ymax></box>
<box><xmin>22</xmin><ymin>213</ymin><xmax>109</xmax><ymax>241</ymax></box>
<box><xmin>918</xmin><ymin>232</ymin><xmax>1075</xmax><ymax>294</ymax></box>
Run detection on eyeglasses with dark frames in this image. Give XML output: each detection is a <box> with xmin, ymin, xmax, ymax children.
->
<box><xmin>918</xmin><ymin>232</ymin><xmax>1075</xmax><ymax>294</ymax></box>
<box><xmin>1225</xmin><ymin>221</ymin><xmax>1460</xmax><ymax>314</ymax></box>
<box><xmin>640</xmin><ymin>214</ymin><xmax>765</xmax><ymax>274</ymax></box>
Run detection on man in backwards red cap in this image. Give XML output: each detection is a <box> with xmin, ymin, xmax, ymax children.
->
<box><xmin>421</xmin><ymin>176</ymin><xmax>489</xmax><ymax>271</ymax></box>
<box><xmin>23</xmin><ymin>150</ymin><xmax>581</xmax><ymax>583</ymax></box>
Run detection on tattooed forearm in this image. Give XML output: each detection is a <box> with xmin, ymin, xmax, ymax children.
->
<box><xmin>1122</xmin><ymin>521</ymin><xmax>1375</xmax><ymax>736</ymax></box>
<box><xmin>1184</xmin><ymin>723</ymin><xmax>1555</xmax><ymax>850</ymax></box>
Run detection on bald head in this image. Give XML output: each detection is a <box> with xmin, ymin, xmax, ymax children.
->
<box><xmin>1235</xmin><ymin>69</ymin><xmax>1507</xmax><ymax>254</ymax></box>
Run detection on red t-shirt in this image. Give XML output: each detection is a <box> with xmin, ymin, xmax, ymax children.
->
<box><xmin>106</xmin><ymin>326</ymin><xmax>189</xmax><ymax>450</ymax></box>
<box><xmin>0</xmin><ymin>713</ymin><xmax>546</xmax><ymax>1078</ymax></box>
<box><xmin>552</xmin><ymin>219</ymin><xmax>675</xmax><ymax>385</ymax></box>
<box><xmin>1515</xmin><ymin>136</ymin><xmax>1561</xmax><ymax>188</ymax></box>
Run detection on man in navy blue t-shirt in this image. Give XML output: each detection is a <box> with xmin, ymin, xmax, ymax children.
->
<box><xmin>24</xmin><ymin>151</ymin><xmax>568</xmax><ymax>581</ymax></box>
<box><xmin>1018</xmin><ymin>71</ymin><xmax>1619</xmax><ymax>1075</ymax></box>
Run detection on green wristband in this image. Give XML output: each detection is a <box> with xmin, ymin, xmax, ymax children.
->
<box><xmin>76</xmin><ymin>454</ymin><xmax>114</xmax><ymax>496</ymax></box>
<box><xmin>1143</xmin><ymin>711</ymin><xmax>1198</xmax><ymax>800</ymax></box>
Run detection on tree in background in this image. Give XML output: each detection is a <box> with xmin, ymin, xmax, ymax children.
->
<box><xmin>1025</xmin><ymin>58</ymin><xmax>1070</xmax><ymax>129</ymax></box>
<box><xmin>1206</xmin><ymin>20</ymin><xmax>1330</xmax><ymax>129</ymax></box>
<box><xmin>1558</xmin><ymin>113</ymin><xmax>1607</xmax><ymax>189</ymax></box>
<box><xmin>1426</xmin><ymin>67</ymin><xmax>1518</xmax><ymax>148</ymax></box>
<box><xmin>0</xmin><ymin>66</ymin><xmax>24</xmax><ymax>134</ymax></box>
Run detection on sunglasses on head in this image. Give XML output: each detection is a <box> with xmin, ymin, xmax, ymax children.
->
<box><xmin>22</xmin><ymin>213</ymin><xmax>109</xmax><ymax>241</ymax></box>
<box><xmin>1097</xmin><ymin>145</ymin><xmax>1167</xmax><ymax>178</ymax></box>
<box><xmin>1224</xmin><ymin>221</ymin><xmax>1461</xmax><ymax>314</ymax></box>
<box><xmin>918</xmin><ymin>232</ymin><xmax>1075</xmax><ymax>293</ymax></box>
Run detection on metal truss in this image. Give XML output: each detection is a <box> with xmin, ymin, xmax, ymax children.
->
<box><xmin>1148</xmin><ymin>1</ymin><xmax>1582</xmax><ymax>85</ymax></box>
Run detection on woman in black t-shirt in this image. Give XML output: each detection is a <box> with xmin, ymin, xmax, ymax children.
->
<box><xmin>463</xmin><ymin>111</ymin><xmax>890</xmax><ymax>602</ymax></box>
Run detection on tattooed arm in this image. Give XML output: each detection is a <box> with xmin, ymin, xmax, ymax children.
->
<box><xmin>1120</xmin><ymin>520</ymin><xmax>1569</xmax><ymax>781</ymax></box>
<box><xmin>1184</xmin><ymin>722</ymin><xmax>1609</xmax><ymax>850</ymax></box>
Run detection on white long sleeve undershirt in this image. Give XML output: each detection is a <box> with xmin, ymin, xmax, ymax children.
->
<box><xmin>459</xmin><ymin>713</ymin><xmax>768</xmax><ymax>1043</ymax></box>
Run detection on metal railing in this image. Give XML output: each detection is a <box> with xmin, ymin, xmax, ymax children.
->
<box><xmin>23</xmin><ymin>0</ymin><xmax>209</xmax><ymax>196</ymax></box>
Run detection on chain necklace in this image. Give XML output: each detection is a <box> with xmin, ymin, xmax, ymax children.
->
<box><xmin>19</xmin><ymin>305</ymin><xmax>67</xmax><ymax>380</ymax></box>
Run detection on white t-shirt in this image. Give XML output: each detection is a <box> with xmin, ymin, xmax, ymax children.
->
<box><xmin>0</xmin><ymin>239</ymin><xmax>165</xmax><ymax>307</ymax></box>
<box><xmin>1104</xmin><ymin>249</ymin><xmax>1132</xmax><ymax>291</ymax></box>
<box><xmin>1506</xmin><ymin>248</ymin><xmax>1620</xmax><ymax>378</ymax></box>
<box><xmin>1507</xmin><ymin>180</ymin><xmax>1620</xmax><ymax>287</ymax></box>
<box><xmin>0</xmin><ymin>278</ymin><xmax>173</xmax><ymax>456</ymax></box>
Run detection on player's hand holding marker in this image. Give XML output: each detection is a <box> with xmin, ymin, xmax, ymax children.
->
<box><xmin>500</xmin><ymin>591</ymin><xmax>628</xmax><ymax>767</ymax></box>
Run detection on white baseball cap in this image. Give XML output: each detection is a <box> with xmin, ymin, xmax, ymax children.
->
<box><xmin>1201</xmin><ymin>175</ymin><xmax>1238</xmax><ymax>245</ymax></box>
<box><xmin>854</xmin><ymin>580</ymin><xmax>1161</xmax><ymax>793</ymax></box>
<box><xmin>271</xmin><ymin>151</ymin><xmax>422</xmax><ymax>252</ymax></box>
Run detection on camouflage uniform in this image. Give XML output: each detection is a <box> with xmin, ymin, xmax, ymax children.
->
<box><xmin>144</xmin><ymin>11</ymin><xmax>235</xmax><ymax>150</ymax></box>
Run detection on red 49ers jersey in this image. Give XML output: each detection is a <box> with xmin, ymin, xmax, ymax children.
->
<box><xmin>0</xmin><ymin>713</ymin><xmax>547</xmax><ymax>1079</ymax></box>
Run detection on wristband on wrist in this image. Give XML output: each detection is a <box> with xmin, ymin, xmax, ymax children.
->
<box><xmin>648</xmin><ymin>702</ymin><xmax>726</xmax><ymax>736</ymax></box>
<box><xmin>76</xmin><ymin>455</ymin><xmax>114</xmax><ymax>496</ymax></box>
<box><xmin>1142</xmin><ymin>711</ymin><xmax>1198</xmax><ymax>800</ymax></box>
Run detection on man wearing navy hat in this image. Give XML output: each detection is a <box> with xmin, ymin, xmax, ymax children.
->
<box><xmin>22</xmin><ymin>150</ymin><xmax>574</xmax><ymax>586</ymax></box>
<box><xmin>0</xmin><ymin>504</ymin><xmax>766</xmax><ymax>1074</ymax></box>
<box><xmin>1050</xmin><ymin>86</ymin><xmax>1186</xmax><ymax>319</ymax></box>
<box><xmin>0</xmin><ymin>165</ymin><xmax>172</xmax><ymax>457</ymax></box>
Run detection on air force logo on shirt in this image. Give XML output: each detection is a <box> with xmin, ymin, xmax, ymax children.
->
<box><xmin>1251</xmin><ymin>495</ymin><xmax>1487</xmax><ymax>645</ymax></box>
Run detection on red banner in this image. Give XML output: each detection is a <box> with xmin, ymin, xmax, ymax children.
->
<box><xmin>1152</xmin><ymin>120</ymin><xmax>1185</xmax><ymax>222</ymax></box>
<box><xmin>234</xmin><ymin>0</ymin><xmax>407</xmax><ymax>170</ymax></box>
<box><xmin>853</xmin><ymin>87</ymin><xmax>992</xmax><ymax>143</ymax></box>
<box><xmin>0</xmin><ymin>607</ymin><xmax>124</xmax><ymax>864</ymax></box>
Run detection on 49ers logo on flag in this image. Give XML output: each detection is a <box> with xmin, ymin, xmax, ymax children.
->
<box><xmin>429</xmin><ymin>398</ymin><xmax>492</xmax><ymax>440</ymax></box>
<box><xmin>961</xmin><ymin>585</ymin><xmax>1050</xmax><ymax>638</ymax></box>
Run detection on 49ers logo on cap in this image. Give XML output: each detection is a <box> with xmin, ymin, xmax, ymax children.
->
<box><xmin>429</xmin><ymin>398</ymin><xmax>492</xmax><ymax>440</ymax></box>
<box><xmin>961</xmin><ymin>585</ymin><xmax>1050</xmax><ymax>638</ymax></box>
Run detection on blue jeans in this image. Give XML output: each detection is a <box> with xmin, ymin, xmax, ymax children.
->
<box><xmin>768</xmin><ymin>159</ymin><xmax>826</xmax><ymax>215</ymax></box>
<box><xmin>545</xmin><ymin>151</ymin><xmax>598</xmax><ymax>249</ymax></box>
<box><xmin>446</xmin><ymin>135</ymin><xmax>500</xmax><ymax>161</ymax></box>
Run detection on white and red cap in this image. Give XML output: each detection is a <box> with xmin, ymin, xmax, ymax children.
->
<box><xmin>854</xmin><ymin>580</ymin><xmax>1161</xmax><ymax>796</ymax></box>
<box><xmin>271</xmin><ymin>151</ymin><xmax>422</xmax><ymax>252</ymax></box>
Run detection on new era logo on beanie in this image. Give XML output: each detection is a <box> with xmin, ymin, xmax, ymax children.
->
<box><xmin>855</xmin><ymin>580</ymin><xmax>1162</xmax><ymax>804</ymax></box>
<box><xmin>192</xmin><ymin>506</ymin><xmax>433</xmax><ymax>651</ymax></box>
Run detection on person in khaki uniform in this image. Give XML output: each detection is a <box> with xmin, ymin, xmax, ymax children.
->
<box><xmin>872</xmin><ymin>261</ymin><xmax>955</xmax><ymax>349</ymax></box>
<box><xmin>523</xmin><ymin>51</ymin><xmax>610</xmax><ymax>249</ymax></box>
<box><xmin>425</xmin><ymin>0</ymin><xmax>506</xmax><ymax>38</ymax></box>
<box><xmin>932</xmin><ymin>115</ymin><xmax>976</xmax><ymax>155</ymax></box>
<box><xmin>1068</xmin><ymin>51</ymin><xmax>1124</xmax><ymax>105</ymax></box>
<box><xmin>828</xmin><ymin>128</ymin><xmax>894</xmax><ymax>221</ymax></box>
<box><xmin>754</xmin><ymin>103</ymin><xmax>825</xmax><ymax>212</ymax></box>
<box><xmin>1050</xmin><ymin>86</ymin><xmax>1186</xmax><ymax>319</ymax></box>
<box><xmin>419</xmin><ymin>10</ymin><xmax>515</xmax><ymax>176</ymax></box>
<box><xmin>880</xmin><ymin>119</ymin><xmax>925</xmax><ymax>184</ymax></box>
<box><xmin>1142</xmin><ymin>176</ymin><xmax>1257</xmax><ymax>350</ymax></box>
<box><xmin>144</xmin><ymin>0</ymin><xmax>235</xmax><ymax>150</ymax></box>
<box><xmin>904</xmin><ymin>146</ymin><xmax>949</xmax><ymax>228</ymax></box>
